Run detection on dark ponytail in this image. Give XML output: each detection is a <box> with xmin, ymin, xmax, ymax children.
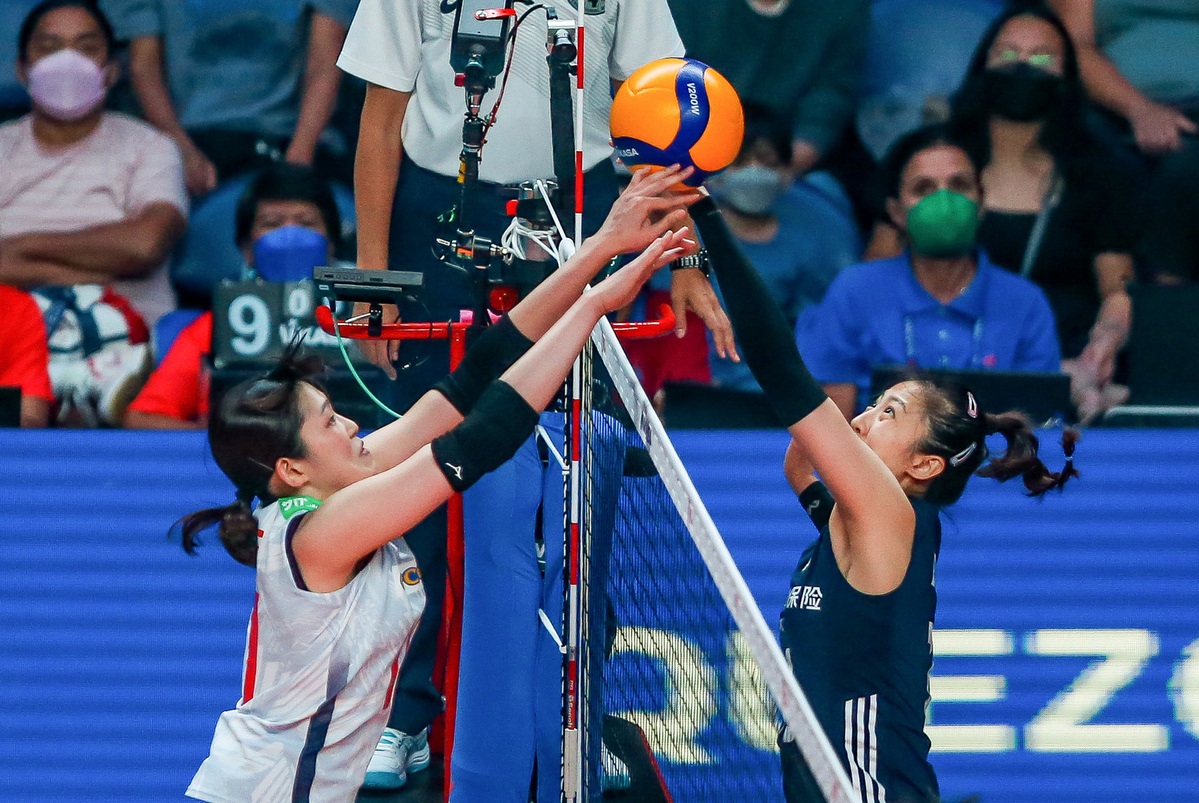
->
<box><xmin>174</xmin><ymin>495</ymin><xmax>259</xmax><ymax>567</ymax></box>
<box><xmin>977</xmin><ymin>414</ymin><xmax>1079</xmax><ymax>496</ymax></box>
<box><xmin>912</xmin><ymin>378</ymin><xmax>1078</xmax><ymax>506</ymax></box>
<box><xmin>173</xmin><ymin>342</ymin><xmax>325</xmax><ymax>566</ymax></box>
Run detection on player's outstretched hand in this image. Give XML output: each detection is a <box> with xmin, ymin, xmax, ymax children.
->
<box><xmin>593</xmin><ymin>165</ymin><xmax>702</xmax><ymax>257</ymax></box>
<box><xmin>589</xmin><ymin>228</ymin><xmax>690</xmax><ymax>315</ymax></box>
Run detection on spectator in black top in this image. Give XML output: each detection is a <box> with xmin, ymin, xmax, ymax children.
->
<box><xmin>867</xmin><ymin>4</ymin><xmax>1139</xmax><ymax>424</ymax></box>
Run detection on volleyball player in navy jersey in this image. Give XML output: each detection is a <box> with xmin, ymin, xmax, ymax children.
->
<box><xmin>688</xmin><ymin>193</ymin><xmax>1076</xmax><ymax>803</ymax></box>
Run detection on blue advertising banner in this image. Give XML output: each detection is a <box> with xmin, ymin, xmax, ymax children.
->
<box><xmin>1</xmin><ymin>428</ymin><xmax>1196</xmax><ymax>802</ymax></box>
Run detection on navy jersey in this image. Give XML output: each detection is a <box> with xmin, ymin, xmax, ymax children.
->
<box><xmin>779</xmin><ymin>485</ymin><xmax>941</xmax><ymax>803</ymax></box>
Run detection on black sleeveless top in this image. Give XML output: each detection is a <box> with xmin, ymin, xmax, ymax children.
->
<box><xmin>779</xmin><ymin>484</ymin><xmax>941</xmax><ymax>803</ymax></box>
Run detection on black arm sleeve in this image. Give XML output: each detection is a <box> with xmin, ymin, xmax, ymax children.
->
<box><xmin>432</xmin><ymin>315</ymin><xmax>534</xmax><ymax>415</ymax></box>
<box><xmin>798</xmin><ymin>481</ymin><xmax>835</xmax><ymax>533</ymax></box>
<box><xmin>691</xmin><ymin>195</ymin><xmax>827</xmax><ymax>427</ymax></box>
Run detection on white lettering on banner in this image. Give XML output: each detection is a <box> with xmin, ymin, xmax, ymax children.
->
<box><xmin>1169</xmin><ymin>638</ymin><xmax>1199</xmax><ymax>740</ymax></box>
<box><xmin>611</xmin><ymin>627</ymin><xmax>1187</xmax><ymax>762</ymax></box>
<box><xmin>229</xmin><ymin>294</ymin><xmax>271</xmax><ymax>356</ymax></box>
<box><xmin>609</xmin><ymin>627</ymin><xmax>718</xmax><ymax>764</ymax></box>
<box><xmin>1024</xmin><ymin>629</ymin><xmax>1168</xmax><ymax>752</ymax></box>
<box><xmin>927</xmin><ymin>629</ymin><xmax>1016</xmax><ymax>753</ymax></box>
<box><xmin>726</xmin><ymin>631</ymin><xmax>779</xmax><ymax>751</ymax></box>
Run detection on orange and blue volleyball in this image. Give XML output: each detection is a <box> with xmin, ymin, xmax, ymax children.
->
<box><xmin>611</xmin><ymin>58</ymin><xmax>745</xmax><ymax>187</ymax></box>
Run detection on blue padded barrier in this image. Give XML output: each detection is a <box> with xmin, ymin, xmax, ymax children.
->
<box><xmin>1</xmin><ymin>428</ymin><xmax>1197</xmax><ymax>802</ymax></box>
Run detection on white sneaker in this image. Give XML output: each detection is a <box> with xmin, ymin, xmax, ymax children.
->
<box><xmin>362</xmin><ymin>727</ymin><xmax>431</xmax><ymax>790</ymax></box>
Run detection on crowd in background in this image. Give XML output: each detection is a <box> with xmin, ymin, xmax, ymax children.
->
<box><xmin>1</xmin><ymin>0</ymin><xmax>1196</xmax><ymax>431</ymax></box>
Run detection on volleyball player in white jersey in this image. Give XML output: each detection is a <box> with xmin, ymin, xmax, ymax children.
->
<box><xmin>176</xmin><ymin>167</ymin><xmax>699</xmax><ymax>803</ymax></box>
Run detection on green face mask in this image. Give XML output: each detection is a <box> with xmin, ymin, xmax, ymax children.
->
<box><xmin>905</xmin><ymin>189</ymin><xmax>979</xmax><ymax>258</ymax></box>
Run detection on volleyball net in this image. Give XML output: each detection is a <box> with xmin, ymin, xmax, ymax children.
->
<box><xmin>560</xmin><ymin>319</ymin><xmax>856</xmax><ymax>803</ymax></box>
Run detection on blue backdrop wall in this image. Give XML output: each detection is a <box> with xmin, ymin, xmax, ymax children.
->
<box><xmin>1</xmin><ymin>429</ymin><xmax>1196</xmax><ymax>802</ymax></box>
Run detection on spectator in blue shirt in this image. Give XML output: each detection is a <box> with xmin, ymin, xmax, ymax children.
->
<box><xmin>705</xmin><ymin>103</ymin><xmax>861</xmax><ymax>392</ymax></box>
<box><xmin>798</xmin><ymin>125</ymin><xmax>1060</xmax><ymax>417</ymax></box>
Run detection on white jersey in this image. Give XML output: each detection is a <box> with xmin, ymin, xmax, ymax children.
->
<box><xmin>187</xmin><ymin>497</ymin><xmax>425</xmax><ymax>803</ymax></box>
<box><xmin>337</xmin><ymin>0</ymin><xmax>684</xmax><ymax>183</ymax></box>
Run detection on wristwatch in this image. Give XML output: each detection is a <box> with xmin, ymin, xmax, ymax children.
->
<box><xmin>669</xmin><ymin>247</ymin><xmax>710</xmax><ymax>277</ymax></box>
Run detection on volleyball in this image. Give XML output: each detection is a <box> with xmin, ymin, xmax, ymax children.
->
<box><xmin>611</xmin><ymin>58</ymin><xmax>745</xmax><ymax>187</ymax></box>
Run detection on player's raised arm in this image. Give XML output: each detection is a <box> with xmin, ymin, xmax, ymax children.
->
<box><xmin>689</xmin><ymin>194</ymin><xmax>916</xmax><ymax>592</ymax></box>
<box><xmin>291</xmin><ymin>230</ymin><xmax>689</xmax><ymax>588</ymax></box>
<box><xmin>358</xmin><ymin>165</ymin><xmax>699</xmax><ymax>472</ymax></box>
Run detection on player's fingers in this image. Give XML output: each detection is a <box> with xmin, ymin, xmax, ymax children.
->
<box><xmin>643</xmin><ymin>163</ymin><xmax>689</xmax><ymax>194</ymax></box>
<box><xmin>704</xmin><ymin>303</ymin><xmax>738</xmax><ymax>361</ymax></box>
<box><xmin>648</xmin><ymin>210</ymin><xmax>689</xmax><ymax>240</ymax></box>
<box><xmin>670</xmin><ymin>289</ymin><xmax>688</xmax><ymax>339</ymax></box>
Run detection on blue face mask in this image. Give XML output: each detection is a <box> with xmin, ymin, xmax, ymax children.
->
<box><xmin>252</xmin><ymin>225</ymin><xmax>329</xmax><ymax>282</ymax></box>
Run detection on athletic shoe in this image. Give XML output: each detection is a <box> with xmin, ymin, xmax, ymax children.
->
<box><xmin>600</xmin><ymin>742</ymin><xmax>631</xmax><ymax>792</ymax></box>
<box><xmin>362</xmin><ymin>727</ymin><xmax>431</xmax><ymax>790</ymax></box>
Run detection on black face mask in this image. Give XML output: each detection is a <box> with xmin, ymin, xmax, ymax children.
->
<box><xmin>979</xmin><ymin>62</ymin><xmax>1062</xmax><ymax>122</ymax></box>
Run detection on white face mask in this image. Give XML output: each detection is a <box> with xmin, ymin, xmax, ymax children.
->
<box><xmin>27</xmin><ymin>48</ymin><xmax>107</xmax><ymax>122</ymax></box>
<box><xmin>708</xmin><ymin>165</ymin><xmax>791</xmax><ymax>216</ymax></box>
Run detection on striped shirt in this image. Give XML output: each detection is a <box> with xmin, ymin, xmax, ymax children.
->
<box><xmin>187</xmin><ymin>497</ymin><xmax>425</xmax><ymax>803</ymax></box>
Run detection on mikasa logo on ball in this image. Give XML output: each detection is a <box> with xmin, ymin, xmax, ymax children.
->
<box><xmin>686</xmin><ymin>82</ymin><xmax>701</xmax><ymax>116</ymax></box>
<box><xmin>615</xmin><ymin>147</ymin><xmax>640</xmax><ymax>159</ymax></box>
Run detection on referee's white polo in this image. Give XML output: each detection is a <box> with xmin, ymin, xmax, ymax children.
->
<box><xmin>337</xmin><ymin>0</ymin><xmax>685</xmax><ymax>185</ymax></box>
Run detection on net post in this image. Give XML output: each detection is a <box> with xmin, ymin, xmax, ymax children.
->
<box><xmin>562</xmin><ymin>348</ymin><xmax>586</xmax><ymax>803</ymax></box>
<box><xmin>440</xmin><ymin>323</ymin><xmax>470</xmax><ymax>801</ymax></box>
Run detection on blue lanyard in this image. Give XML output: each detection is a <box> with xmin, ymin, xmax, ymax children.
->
<box><xmin>903</xmin><ymin>315</ymin><xmax>985</xmax><ymax>368</ymax></box>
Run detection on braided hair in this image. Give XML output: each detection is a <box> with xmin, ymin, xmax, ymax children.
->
<box><xmin>173</xmin><ymin>344</ymin><xmax>326</xmax><ymax>566</ymax></box>
<box><xmin>912</xmin><ymin>379</ymin><xmax>1078</xmax><ymax>507</ymax></box>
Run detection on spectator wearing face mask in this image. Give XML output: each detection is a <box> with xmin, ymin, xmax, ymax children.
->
<box><xmin>0</xmin><ymin>0</ymin><xmax>187</xmax><ymax>328</ymax></box>
<box><xmin>866</xmin><ymin>6</ymin><xmax>1140</xmax><ymax>424</ymax></box>
<box><xmin>124</xmin><ymin>163</ymin><xmax>341</xmax><ymax>429</ymax></box>
<box><xmin>798</xmin><ymin>125</ymin><xmax>1060</xmax><ymax>418</ymax></box>
<box><xmin>704</xmin><ymin>104</ymin><xmax>861</xmax><ymax>392</ymax></box>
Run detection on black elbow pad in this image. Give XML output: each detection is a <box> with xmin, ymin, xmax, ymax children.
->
<box><xmin>431</xmin><ymin>380</ymin><xmax>540</xmax><ymax>492</ymax></box>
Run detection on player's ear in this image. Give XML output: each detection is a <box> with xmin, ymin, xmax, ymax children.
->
<box><xmin>274</xmin><ymin>456</ymin><xmax>308</xmax><ymax>492</ymax></box>
<box><xmin>908</xmin><ymin>452</ymin><xmax>945</xmax><ymax>483</ymax></box>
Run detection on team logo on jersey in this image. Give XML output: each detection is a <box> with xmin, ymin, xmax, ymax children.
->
<box><xmin>784</xmin><ymin>584</ymin><xmax>822</xmax><ymax>611</ymax></box>
<box><xmin>402</xmin><ymin>567</ymin><xmax>422</xmax><ymax>586</ymax></box>
<box><xmin>279</xmin><ymin>496</ymin><xmax>323</xmax><ymax>520</ymax></box>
